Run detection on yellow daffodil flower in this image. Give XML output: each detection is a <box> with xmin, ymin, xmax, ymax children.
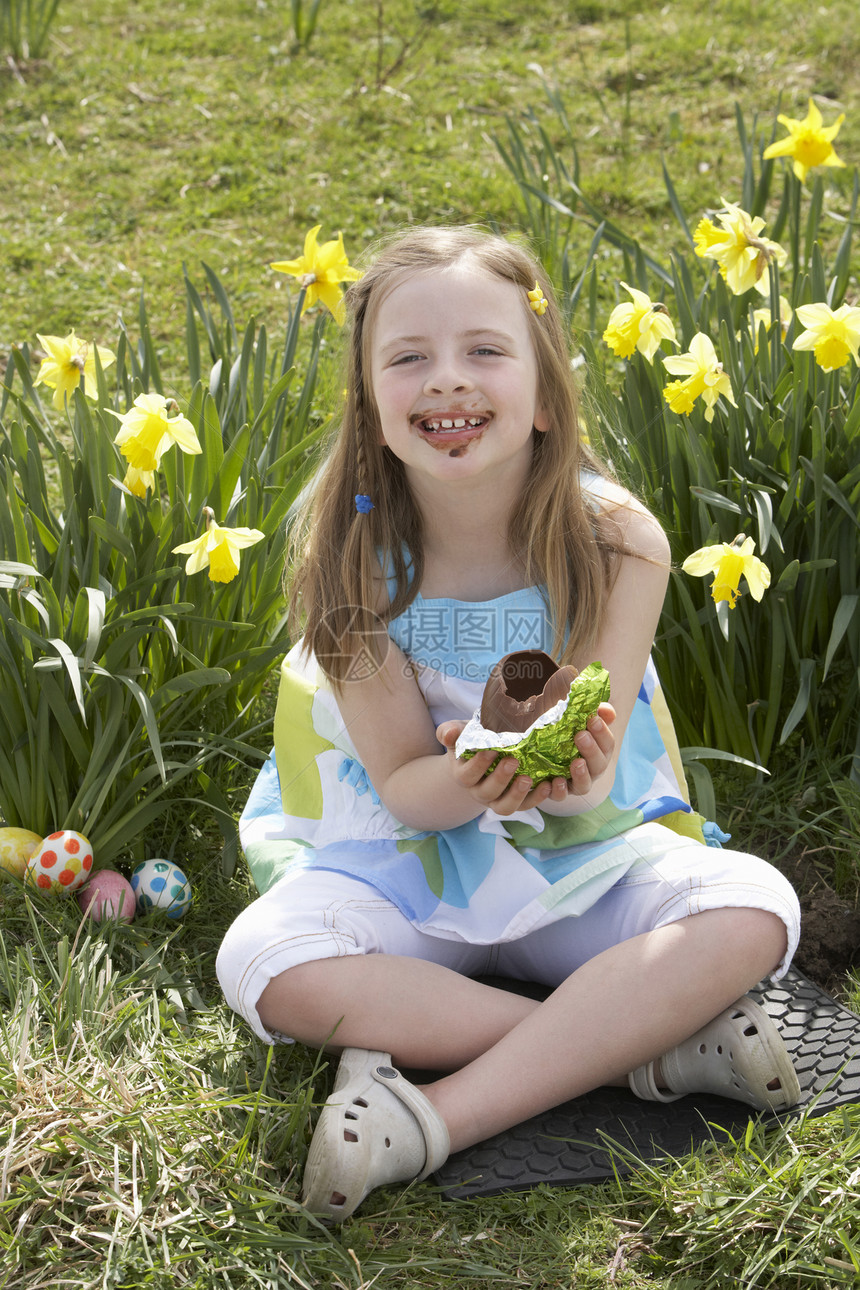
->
<box><xmin>751</xmin><ymin>296</ymin><xmax>793</xmax><ymax>346</ymax></box>
<box><xmin>662</xmin><ymin>333</ymin><xmax>737</xmax><ymax>423</ymax></box>
<box><xmin>662</xmin><ymin>379</ymin><xmax>697</xmax><ymax>415</ymax></box>
<box><xmin>602</xmin><ymin>282</ymin><xmax>677</xmax><ymax>362</ymax></box>
<box><xmin>173</xmin><ymin>509</ymin><xmax>265</xmax><ymax>584</ymax></box>
<box><xmin>35</xmin><ymin>331</ymin><xmax>116</xmax><ymax>411</ymax></box>
<box><xmin>791</xmin><ymin>301</ymin><xmax>860</xmax><ymax>372</ymax></box>
<box><xmin>693</xmin><ymin>202</ymin><xmax>786</xmax><ymax>296</ymax></box>
<box><xmin>109</xmin><ymin>393</ymin><xmax>202</xmax><ymax>472</ymax></box>
<box><xmin>762</xmin><ymin>99</ymin><xmax>847</xmax><ymax>184</ymax></box>
<box><xmin>271</xmin><ymin>225</ymin><xmax>362</xmax><ymax>325</ymax></box>
<box><xmin>121</xmin><ymin>465</ymin><xmax>156</xmax><ymax>498</ymax></box>
<box><xmin>682</xmin><ymin>535</ymin><xmax>771</xmax><ymax>609</ymax></box>
<box><xmin>692</xmin><ymin>218</ymin><xmax>726</xmax><ymax>258</ymax></box>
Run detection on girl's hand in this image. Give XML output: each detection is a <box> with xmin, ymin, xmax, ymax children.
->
<box><xmin>435</xmin><ymin>702</ymin><xmax>616</xmax><ymax>816</ymax></box>
<box><xmin>540</xmin><ymin>703</ymin><xmax>616</xmax><ymax>804</ymax></box>
<box><xmin>436</xmin><ymin>721</ymin><xmax>554</xmax><ymax>814</ymax></box>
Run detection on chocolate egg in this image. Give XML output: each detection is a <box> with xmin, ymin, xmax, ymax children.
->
<box><xmin>480</xmin><ymin>651</ymin><xmax>578</xmax><ymax>734</ymax></box>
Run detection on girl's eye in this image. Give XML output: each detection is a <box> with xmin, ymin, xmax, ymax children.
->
<box><xmin>391</xmin><ymin>353</ymin><xmax>423</xmax><ymax>365</ymax></box>
<box><xmin>473</xmin><ymin>346</ymin><xmax>502</xmax><ymax>357</ymax></box>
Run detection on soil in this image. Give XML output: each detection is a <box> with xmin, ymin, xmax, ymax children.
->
<box><xmin>780</xmin><ymin>852</ymin><xmax>860</xmax><ymax>998</ymax></box>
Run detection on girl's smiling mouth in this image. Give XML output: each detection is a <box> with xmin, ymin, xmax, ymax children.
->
<box><xmin>411</xmin><ymin>413</ymin><xmax>490</xmax><ymax>453</ymax></box>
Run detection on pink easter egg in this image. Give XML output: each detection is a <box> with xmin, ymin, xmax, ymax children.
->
<box><xmin>25</xmin><ymin>830</ymin><xmax>94</xmax><ymax>894</ymax></box>
<box><xmin>76</xmin><ymin>869</ymin><xmax>136</xmax><ymax>923</ymax></box>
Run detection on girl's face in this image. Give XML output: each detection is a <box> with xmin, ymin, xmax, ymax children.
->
<box><xmin>369</xmin><ymin>262</ymin><xmax>547</xmax><ymax>489</ymax></box>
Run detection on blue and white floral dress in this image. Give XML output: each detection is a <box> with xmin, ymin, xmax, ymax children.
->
<box><xmin>239</xmin><ymin>574</ymin><xmax>706</xmax><ymax>945</ymax></box>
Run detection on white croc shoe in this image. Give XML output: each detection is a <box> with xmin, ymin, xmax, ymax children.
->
<box><xmin>628</xmin><ymin>995</ymin><xmax>801</xmax><ymax>1112</ymax></box>
<box><xmin>301</xmin><ymin>1048</ymin><xmax>450</xmax><ymax>1222</ymax></box>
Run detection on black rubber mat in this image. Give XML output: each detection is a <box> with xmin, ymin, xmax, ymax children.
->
<box><xmin>427</xmin><ymin>968</ymin><xmax>860</xmax><ymax>1198</ymax></box>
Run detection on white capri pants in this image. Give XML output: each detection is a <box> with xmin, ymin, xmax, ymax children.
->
<box><xmin>217</xmin><ymin>837</ymin><xmax>801</xmax><ymax>1044</ymax></box>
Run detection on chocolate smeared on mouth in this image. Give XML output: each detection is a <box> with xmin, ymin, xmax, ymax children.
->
<box><xmin>418</xmin><ymin>414</ymin><xmax>487</xmax><ymax>433</ymax></box>
<box><xmin>414</xmin><ymin>411</ymin><xmax>489</xmax><ymax>455</ymax></box>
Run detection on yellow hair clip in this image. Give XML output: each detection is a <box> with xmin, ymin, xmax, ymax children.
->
<box><xmin>527</xmin><ymin>282</ymin><xmax>548</xmax><ymax>316</ymax></box>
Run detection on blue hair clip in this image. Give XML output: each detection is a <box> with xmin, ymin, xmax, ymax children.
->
<box><xmin>355</xmin><ymin>494</ymin><xmax>374</xmax><ymax>514</ymax></box>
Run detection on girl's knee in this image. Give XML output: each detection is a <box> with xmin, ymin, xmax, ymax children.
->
<box><xmin>257</xmin><ymin>959</ymin><xmax>312</xmax><ymax>1015</ymax></box>
<box><xmin>709</xmin><ymin>905</ymin><xmax>791</xmax><ymax>976</ymax></box>
<box><xmin>742</xmin><ymin>905</ymin><xmax>789</xmax><ymax>953</ymax></box>
<box><xmin>257</xmin><ymin>957</ymin><xmax>349</xmax><ymax>1046</ymax></box>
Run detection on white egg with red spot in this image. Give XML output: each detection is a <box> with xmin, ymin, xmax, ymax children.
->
<box><xmin>24</xmin><ymin>830</ymin><xmax>94</xmax><ymax>894</ymax></box>
<box><xmin>130</xmin><ymin>859</ymin><xmax>192</xmax><ymax>919</ymax></box>
<box><xmin>77</xmin><ymin>869</ymin><xmax>137</xmax><ymax>923</ymax></box>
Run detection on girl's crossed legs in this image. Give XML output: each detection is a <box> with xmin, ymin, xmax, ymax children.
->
<box><xmin>216</xmin><ymin>842</ymin><xmax>800</xmax><ymax>1214</ymax></box>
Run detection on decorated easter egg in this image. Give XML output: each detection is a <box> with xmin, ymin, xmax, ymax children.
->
<box><xmin>25</xmin><ymin>830</ymin><xmax>94</xmax><ymax>894</ymax></box>
<box><xmin>77</xmin><ymin>869</ymin><xmax>136</xmax><ymax>923</ymax></box>
<box><xmin>0</xmin><ymin>827</ymin><xmax>43</xmax><ymax>880</ymax></box>
<box><xmin>130</xmin><ymin>859</ymin><xmax>192</xmax><ymax>918</ymax></box>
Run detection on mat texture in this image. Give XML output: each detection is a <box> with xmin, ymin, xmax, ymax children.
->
<box><xmin>426</xmin><ymin>967</ymin><xmax>860</xmax><ymax>1199</ymax></box>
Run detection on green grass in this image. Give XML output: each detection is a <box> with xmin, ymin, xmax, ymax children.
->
<box><xmin>3</xmin><ymin>1</ymin><xmax>860</xmax><ymax>1286</ymax></box>
<box><xmin>3</xmin><ymin>0</ymin><xmax>859</xmax><ymax>382</ymax></box>
<box><xmin>2</xmin><ymin>849</ymin><xmax>860</xmax><ymax>1289</ymax></box>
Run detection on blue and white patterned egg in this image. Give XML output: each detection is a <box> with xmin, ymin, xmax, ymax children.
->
<box><xmin>129</xmin><ymin>859</ymin><xmax>192</xmax><ymax>919</ymax></box>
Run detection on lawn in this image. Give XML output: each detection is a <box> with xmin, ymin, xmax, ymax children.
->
<box><xmin>2</xmin><ymin>0</ymin><xmax>860</xmax><ymax>1286</ymax></box>
<box><xmin>4</xmin><ymin>0</ymin><xmax>859</xmax><ymax>361</ymax></box>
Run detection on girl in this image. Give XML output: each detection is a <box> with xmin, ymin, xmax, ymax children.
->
<box><xmin>217</xmin><ymin>227</ymin><xmax>801</xmax><ymax>1222</ymax></box>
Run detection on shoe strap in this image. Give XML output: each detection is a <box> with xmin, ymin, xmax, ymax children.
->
<box><xmin>628</xmin><ymin>1059</ymin><xmax>685</xmax><ymax>1103</ymax></box>
<box><xmin>371</xmin><ymin>1063</ymin><xmax>451</xmax><ymax>1180</ymax></box>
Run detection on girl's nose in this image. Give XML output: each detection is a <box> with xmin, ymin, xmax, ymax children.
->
<box><xmin>423</xmin><ymin>358</ymin><xmax>473</xmax><ymax>395</ymax></box>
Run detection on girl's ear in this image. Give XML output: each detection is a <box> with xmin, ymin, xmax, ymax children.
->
<box><xmin>534</xmin><ymin>404</ymin><xmax>550</xmax><ymax>433</ymax></box>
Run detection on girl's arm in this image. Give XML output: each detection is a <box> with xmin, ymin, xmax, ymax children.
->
<box><xmin>332</xmin><ymin>633</ymin><xmax>509</xmax><ymax>831</ymax></box>
<box><xmin>516</xmin><ymin>486</ymin><xmax>670</xmax><ymax>816</ymax></box>
<box><xmin>435</xmin><ymin>485</ymin><xmax>671</xmax><ymax>819</ymax></box>
<box><xmin>335</xmin><ymin>486</ymin><xmax>669</xmax><ymax>830</ymax></box>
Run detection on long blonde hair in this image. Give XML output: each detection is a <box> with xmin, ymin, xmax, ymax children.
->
<box><xmin>289</xmin><ymin>226</ymin><xmax>621</xmax><ymax>684</ymax></box>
